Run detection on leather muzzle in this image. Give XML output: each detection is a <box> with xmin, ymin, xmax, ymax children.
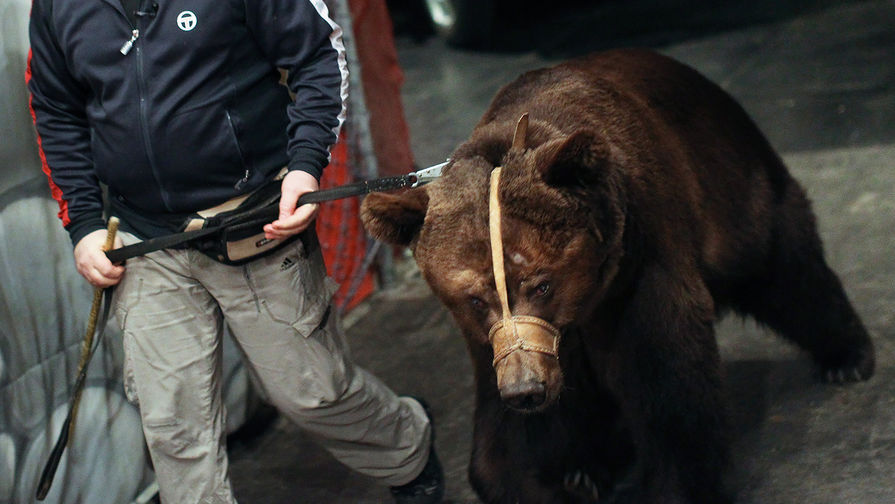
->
<box><xmin>488</xmin><ymin>160</ymin><xmax>561</xmax><ymax>368</ymax></box>
<box><xmin>489</xmin><ymin>315</ymin><xmax>561</xmax><ymax>366</ymax></box>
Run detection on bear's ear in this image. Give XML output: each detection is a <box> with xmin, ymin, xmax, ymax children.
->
<box><xmin>535</xmin><ymin>130</ymin><xmax>611</xmax><ymax>189</ymax></box>
<box><xmin>360</xmin><ymin>186</ymin><xmax>429</xmax><ymax>246</ymax></box>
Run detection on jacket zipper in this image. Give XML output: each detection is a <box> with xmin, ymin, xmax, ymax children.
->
<box><xmin>135</xmin><ymin>44</ymin><xmax>171</xmax><ymax>209</ymax></box>
<box><xmin>226</xmin><ymin>110</ymin><xmax>251</xmax><ymax>190</ymax></box>
<box><xmin>119</xmin><ymin>10</ymin><xmax>174</xmax><ymax>212</ymax></box>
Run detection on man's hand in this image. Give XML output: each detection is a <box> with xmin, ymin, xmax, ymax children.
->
<box><xmin>74</xmin><ymin>229</ymin><xmax>125</xmax><ymax>287</ymax></box>
<box><xmin>264</xmin><ymin>170</ymin><xmax>320</xmax><ymax>240</ymax></box>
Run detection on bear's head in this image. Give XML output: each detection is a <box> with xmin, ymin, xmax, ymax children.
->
<box><xmin>361</xmin><ymin>116</ymin><xmax>627</xmax><ymax>413</ymax></box>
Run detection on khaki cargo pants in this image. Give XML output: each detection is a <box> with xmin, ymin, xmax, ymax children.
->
<box><xmin>114</xmin><ymin>231</ymin><xmax>431</xmax><ymax>504</ymax></box>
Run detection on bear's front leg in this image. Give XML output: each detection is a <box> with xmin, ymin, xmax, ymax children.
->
<box><xmin>468</xmin><ymin>401</ymin><xmax>595</xmax><ymax>504</ymax></box>
<box><xmin>606</xmin><ymin>264</ymin><xmax>732</xmax><ymax>504</ymax></box>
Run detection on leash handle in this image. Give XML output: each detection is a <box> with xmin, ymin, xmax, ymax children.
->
<box><xmin>296</xmin><ymin>175</ymin><xmax>412</xmax><ymax>205</ymax></box>
<box><xmin>36</xmin><ymin>217</ymin><xmax>119</xmax><ymax>501</ymax></box>
<box><xmin>106</xmin><ymin>174</ymin><xmax>415</xmax><ymax>263</ymax></box>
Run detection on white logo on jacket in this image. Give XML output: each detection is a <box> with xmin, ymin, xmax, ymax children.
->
<box><xmin>177</xmin><ymin>11</ymin><xmax>197</xmax><ymax>31</ymax></box>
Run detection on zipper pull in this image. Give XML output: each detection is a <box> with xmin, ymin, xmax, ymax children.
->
<box><xmin>120</xmin><ymin>29</ymin><xmax>139</xmax><ymax>55</ymax></box>
<box><xmin>234</xmin><ymin>170</ymin><xmax>250</xmax><ymax>190</ymax></box>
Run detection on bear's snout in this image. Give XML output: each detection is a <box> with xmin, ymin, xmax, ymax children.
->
<box><xmin>489</xmin><ymin>315</ymin><xmax>563</xmax><ymax>412</ymax></box>
<box><xmin>500</xmin><ymin>378</ymin><xmax>547</xmax><ymax>411</ymax></box>
<box><xmin>494</xmin><ymin>350</ymin><xmax>563</xmax><ymax>413</ymax></box>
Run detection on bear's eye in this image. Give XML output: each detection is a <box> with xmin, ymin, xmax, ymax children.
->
<box><xmin>534</xmin><ymin>282</ymin><xmax>550</xmax><ymax>297</ymax></box>
<box><xmin>469</xmin><ymin>296</ymin><xmax>486</xmax><ymax>310</ymax></box>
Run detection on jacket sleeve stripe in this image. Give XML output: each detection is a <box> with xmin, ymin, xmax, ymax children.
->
<box><xmin>308</xmin><ymin>0</ymin><xmax>348</xmax><ymax>145</ymax></box>
<box><xmin>26</xmin><ymin>48</ymin><xmax>71</xmax><ymax>227</ymax></box>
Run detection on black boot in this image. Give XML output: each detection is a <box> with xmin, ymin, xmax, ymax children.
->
<box><xmin>390</xmin><ymin>398</ymin><xmax>445</xmax><ymax>504</ymax></box>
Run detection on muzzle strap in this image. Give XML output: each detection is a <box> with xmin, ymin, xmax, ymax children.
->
<box><xmin>489</xmin><ymin>167</ymin><xmax>512</xmax><ymax>320</ymax></box>
<box><xmin>488</xmin><ymin>167</ymin><xmax>561</xmax><ymax>367</ymax></box>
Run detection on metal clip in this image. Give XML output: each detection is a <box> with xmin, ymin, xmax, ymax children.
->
<box><xmin>409</xmin><ymin>160</ymin><xmax>448</xmax><ymax>187</ymax></box>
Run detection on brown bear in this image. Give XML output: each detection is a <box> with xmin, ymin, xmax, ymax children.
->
<box><xmin>360</xmin><ymin>48</ymin><xmax>875</xmax><ymax>504</ymax></box>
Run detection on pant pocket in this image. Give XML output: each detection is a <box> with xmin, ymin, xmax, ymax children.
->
<box><xmin>288</xmin><ymin>276</ymin><xmax>339</xmax><ymax>337</ymax></box>
<box><xmin>292</xmin><ymin>312</ymin><xmax>352</xmax><ymax>407</ymax></box>
<box><xmin>142</xmin><ymin>417</ymin><xmax>193</xmax><ymax>455</ymax></box>
<box><xmin>248</xmin><ymin>235</ymin><xmax>339</xmax><ymax>337</ymax></box>
<box><xmin>122</xmin><ymin>332</ymin><xmax>140</xmax><ymax>406</ymax></box>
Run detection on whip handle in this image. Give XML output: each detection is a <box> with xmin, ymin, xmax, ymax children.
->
<box><xmin>70</xmin><ymin>217</ymin><xmax>119</xmax><ymax>436</ymax></box>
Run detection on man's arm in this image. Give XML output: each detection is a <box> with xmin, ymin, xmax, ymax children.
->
<box><xmin>264</xmin><ymin>170</ymin><xmax>320</xmax><ymax>240</ymax></box>
<box><xmin>245</xmin><ymin>0</ymin><xmax>348</xmax><ymax>238</ymax></box>
<box><xmin>28</xmin><ymin>0</ymin><xmax>123</xmax><ymax>286</ymax></box>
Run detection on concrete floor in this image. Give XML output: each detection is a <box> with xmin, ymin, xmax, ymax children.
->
<box><xmin>228</xmin><ymin>1</ymin><xmax>895</xmax><ymax>502</ymax></box>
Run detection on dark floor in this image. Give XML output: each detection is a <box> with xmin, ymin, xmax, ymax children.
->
<box><xmin>228</xmin><ymin>1</ymin><xmax>895</xmax><ymax>502</ymax></box>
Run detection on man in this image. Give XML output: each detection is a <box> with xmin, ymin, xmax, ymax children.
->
<box><xmin>27</xmin><ymin>0</ymin><xmax>443</xmax><ymax>502</ymax></box>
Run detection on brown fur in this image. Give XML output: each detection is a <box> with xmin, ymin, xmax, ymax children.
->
<box><xmin>361</xmin><ymin>49</ymin><xmax>874</xmax><ymax>504</ymax></box>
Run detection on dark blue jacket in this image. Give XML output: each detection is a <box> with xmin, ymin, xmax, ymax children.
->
<box><xmin>28</xmin><ymin>0</ymin><xmax>347</xmax><ymax>243</ymax></box>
